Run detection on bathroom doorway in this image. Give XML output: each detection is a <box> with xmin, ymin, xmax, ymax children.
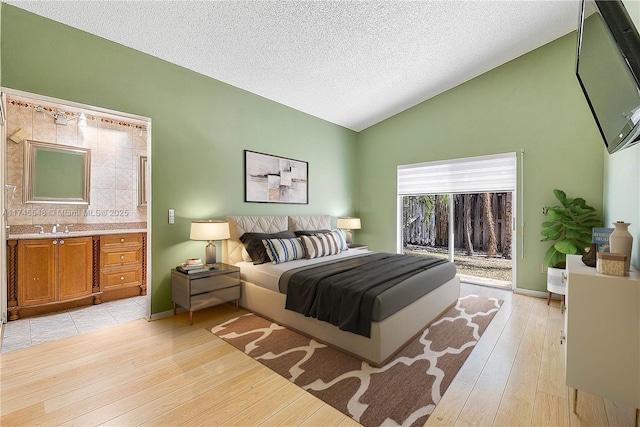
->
<box><xmin>1</xmin><ymin>89</ymin><xmax>152</xmax><ymax>347</ymax></box>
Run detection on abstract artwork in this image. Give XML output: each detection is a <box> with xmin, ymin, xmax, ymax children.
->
<box><xmin>244</xmin><ymin>150</ymin><xmax>308</xmax><ymax>204</ymax></box>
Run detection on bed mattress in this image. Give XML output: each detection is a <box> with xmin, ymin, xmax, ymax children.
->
<box><xmin>238</xmin><ymin>249</ymin><xmax>457</xmax><ymax>322</ymax></box>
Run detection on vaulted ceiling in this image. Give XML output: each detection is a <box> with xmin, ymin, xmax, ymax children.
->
<box><xmin>6</xmin><ymin>1</ymin><xmax>580</xmax><ymax>131</ymax></box>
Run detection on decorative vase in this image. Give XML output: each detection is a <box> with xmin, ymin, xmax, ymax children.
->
<box><xmin>610</xmin><ymin>221</ymin><xmax>633</xmax><ymax>272</ymax></box>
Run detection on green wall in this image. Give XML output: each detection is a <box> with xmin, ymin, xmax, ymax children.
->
<box><xmin>0</xmin><ymin>5</ymin><xmax>358</xmax><ymax>314</ymax></box>
<box><xmin>356</xmin><ymin>32</ymin><xmax>605</xmax><ymax>293</ymax></box>
<box><xmin>1</xmin><ymin>4</ymin><xmax>619</xmax><ymax>300</ymax></box>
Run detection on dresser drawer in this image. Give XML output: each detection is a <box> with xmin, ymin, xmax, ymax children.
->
<box><xmin>190</xmin><ymin>271</ymin><xmax>240</xmax><ymax>295</ymax></box>
<box><xmin>101</xmin><ymin>248</ymin><xmax>142</xmax><ymax>267</ymax></box>
<box><xmin>101</xmin><ymin>233</ymin><xmax>143</xmax><ymax>248</ymax></box>
<box><xmin>101</xmin><ymin>268</ymin><xmax>142</xmax><ymax>290</ymax></box>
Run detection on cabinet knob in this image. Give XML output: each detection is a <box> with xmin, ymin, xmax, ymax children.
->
<box><xmin>120</xmin><ymin>238</ymin><xmax>125</xmax><ymax>243</ymax></box>
<box><xmin>120</xmin><ymin>255</ymin><xmax>125</xmax><ymax>260</ymax></box>
<box><xmin>59</xmin><ymin>240</ymin><xmax>64</xmax><ymax>245</ymax></box>
<box><xmin>53</xmin><ymin>240</ymin><xmax>57</xmax><ymax>245</ymax></box>
<box><xmin>120</xmin><ymin>276</ymin><xmax>125</xmax><ymax>281</ymax></box>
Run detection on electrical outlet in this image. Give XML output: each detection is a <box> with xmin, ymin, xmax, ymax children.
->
<box><xmin>541</xmin><ymin>264</ymin><xmax>548</xmax><ymax>274</ymax></box>
<box><xmin>168</xmin><ymin>208</ymin><xmax>175</xmax><ymax>224</ymax></box>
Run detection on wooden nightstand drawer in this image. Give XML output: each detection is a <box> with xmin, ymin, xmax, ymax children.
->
<box><xmin>102</xmin><ymin>248</ymin><xmax>142</xmax><ymax>267</ymax></box>
<box><xmin>101</xmin><ymin>268</ymin><xmax>142</xmax><ymax>290</ymax></box>
<box><xmin>190</xmin><ymin>271</ymin><xmax>239</xmax><ymax>295</ymax></box>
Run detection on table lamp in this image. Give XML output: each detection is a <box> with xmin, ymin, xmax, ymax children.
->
<box><xmin>337</xmin><ymin>217</ymin><xmax>361</xmax><ymax>246</ymax></box>
<box><xmin>190</xmin><ymin>220</ymin><xmax>230</xmax><ymax>265</ymax></box>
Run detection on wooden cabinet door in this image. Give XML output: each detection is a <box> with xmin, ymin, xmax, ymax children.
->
<box><xmin>58</xmin><ymin>237</ymin><xmax>93</xmax><ymax>301</ymax></box>
<box><xmin>18</xmin><ymin>239</ymin><xmax>56</xmax><ymax>306</ymax></box>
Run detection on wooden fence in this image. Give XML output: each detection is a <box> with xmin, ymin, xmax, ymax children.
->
<box><xmin>403</xmin><ymin>193</ymin><xmax>513</xmax><ymax>257</ymax></box>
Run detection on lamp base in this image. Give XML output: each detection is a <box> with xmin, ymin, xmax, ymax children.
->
<box><xmin>345</xmin><ymin>230</ymin><xmax>353</xmax><ymax>246</ymax></box>
<box><xmin>205</xmin><ymin>242</ymin><xmax>217</xmax><ymax>265</ymax></box>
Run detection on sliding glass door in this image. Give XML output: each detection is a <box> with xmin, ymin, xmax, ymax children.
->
<box><xmin>397</xmin><ymin>153</ymin><xmax>516</xmax><ymax>288</ymax></box>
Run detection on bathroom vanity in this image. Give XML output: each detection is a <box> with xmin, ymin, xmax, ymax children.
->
<box><xmin>6</xmin><ymin>230</ymin><xmax>147</xmax><ymax>320</ymax></box>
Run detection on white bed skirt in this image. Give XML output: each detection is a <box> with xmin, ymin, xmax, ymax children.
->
<box><xmin>239</xmin><ymin>275</ymin><xmax>460</xmax><ymax>366</ymax></box>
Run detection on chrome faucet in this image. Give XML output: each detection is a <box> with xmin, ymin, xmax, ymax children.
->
<box><xmin>51</xmin><ymin>223</ymin><xmax>60</xmax><ymax>234</ymax></box>
<box><xmin>34</xmin><ymin>225</ymin><xmax>45</xmax><ymax>234</ymax></box>
<box><xmin>63</xmin><ymin>224</ymin><xmax>73</xmax><ymax>233</ymax></box>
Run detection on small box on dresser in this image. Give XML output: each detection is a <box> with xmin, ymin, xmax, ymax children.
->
<box><xmin>171</xmin><ymin>263</ymin><xmax>240</xmax><ymax>325</ymax></box>
<box><xmin>596</xmin><ymin>252</ymin><xmax>627</xmax><ymax>276</ymax></box>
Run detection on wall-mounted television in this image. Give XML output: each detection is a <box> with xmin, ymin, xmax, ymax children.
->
<box><xmin>576</xmin><ymin>0</ymin><xmax>640</xmax><ymax>154</ymax></box>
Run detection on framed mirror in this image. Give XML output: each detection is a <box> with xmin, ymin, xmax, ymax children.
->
<box><xmin>138</xmin><ymin>156</ymin><xmax>148</xmax><ymax>206</ymax></box>
<box><xmin>24</xmin><ymin>140</ymin><xmax>91</xmax><ymax>205</ymax></box>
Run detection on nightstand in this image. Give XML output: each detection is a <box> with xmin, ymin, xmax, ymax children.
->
<box><xmin>171</xmin><ymin>263</ymin><xmax>240</xmax><ymax>325</ymax></box>
<box><xmin>348</xmin><ymin>244</ymin><xmax>368</xmax><ymax>251</ymax></box>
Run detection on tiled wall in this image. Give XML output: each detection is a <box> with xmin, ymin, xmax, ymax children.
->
<box><xmin>5</xmin><ymin>95</ymin><xmax>148</xmax><ymax>233</ymax></box>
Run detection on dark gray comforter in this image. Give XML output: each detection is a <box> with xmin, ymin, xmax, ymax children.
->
<box><xmin>281</xmin><ymin>253</ymin><xmax>451</xmax><ymax>337</ymax></box>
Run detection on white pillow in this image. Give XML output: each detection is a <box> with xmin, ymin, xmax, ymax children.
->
<box><xmin>301</xmin><ymin>233</ymin><xmax>340</xmax><ymax>259</ymax></box>
<box><xmin>262</xmin><ymin>238</ymin><xmax>306</xmax><ymax>264</ymax></box>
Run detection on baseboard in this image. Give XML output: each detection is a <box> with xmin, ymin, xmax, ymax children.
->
<box><xmin>514</xmin><ymin>287</ymin><xmax>558</xmax><ymax>299</ymax></box>
<box><xmin>149</xmin><ymin>309</ymin><xmax>177</xmax><ymax>321</ymax></box>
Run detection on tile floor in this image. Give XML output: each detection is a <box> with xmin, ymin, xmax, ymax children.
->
<box><xmin>0</xmin><ymin>295</ymin><xmax>148</xmax><ymax>353</ymax></box>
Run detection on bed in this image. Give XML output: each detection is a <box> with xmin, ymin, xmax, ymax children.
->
<box><xmin>221</xmin><ymin>215</ymin><xmax>460</xmax><ymax>367</ymax></box>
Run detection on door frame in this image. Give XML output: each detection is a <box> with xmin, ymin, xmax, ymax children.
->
<box><xmin>1</xmin><ymin>95</ymin><xmax>7</xmax><ymax>327</ymax></box>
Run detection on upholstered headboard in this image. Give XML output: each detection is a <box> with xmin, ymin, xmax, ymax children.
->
<box><xmin>287</xmin><ymin>215</ymin><xmax>331</xmax><ymax>232</ymax></box>
<box><xmin>222</xmin><ymin>215</ymin><xmax>331</xmax><ymax>265</ymax></box>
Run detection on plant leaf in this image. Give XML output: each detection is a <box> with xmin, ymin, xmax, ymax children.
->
<box><xmin>555</xmin><ymin>240</ymin><xmax>578</xmax><ymax>254</ymax></box>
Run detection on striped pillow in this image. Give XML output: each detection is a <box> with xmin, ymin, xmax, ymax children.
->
<box><xmin>262</xmin><ymin>238</ymin><xmax>306</xmax><ymax>264</ymax></box>
<box><xmin>301</xmin><ymin>233</ymin><xmax>341</xmax><ymax>259</ymax></box>
<box><xmin>331</xmin><ymin>229</ymin><xmax>349</xmax><ymax>251</ymax></box>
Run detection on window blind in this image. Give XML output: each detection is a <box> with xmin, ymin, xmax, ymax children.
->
<box><xmin>397</xmin><ymin>152</ymin><xmax>516</xmax><ymax>195</ymax></box>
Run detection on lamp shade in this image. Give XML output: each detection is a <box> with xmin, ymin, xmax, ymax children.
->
<box><xmin>337</xmin><ymin>217</ymin><xmax>361</xmax><ymax>230</ymax></box>
<box><xmin>190</xmin><ymin>220</ymin><xmax>230</xmax><ymax>241</ymax></box>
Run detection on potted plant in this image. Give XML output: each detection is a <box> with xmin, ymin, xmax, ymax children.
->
<box><xmin>540</xmin><ymin>189</ymin><xmax>600</xmax><ymax>304</ymax></box>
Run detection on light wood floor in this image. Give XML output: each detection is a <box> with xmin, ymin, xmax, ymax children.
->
<box><xmin>1</xmin><ymin>284</ymin><xmax>637</xmax><ymax>426</ymax></box>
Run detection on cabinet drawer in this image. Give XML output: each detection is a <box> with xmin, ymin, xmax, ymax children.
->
<box><xmin>190</xmin><ymin>286</ymin><xmax>240</xmax><ymax>311</ymax></box>
<box><xmin>190</xmin><ymin>272</ymin><xmax>239</xmax><ymax>295</ymax></box>
<box><xmin>101</xmin><ymin>233</ymin><xmax>143</xmax><ymax>248</ymax></box>
<box><xmin>101</xmin><ymin>268</ymin><xmax>142</xmax><ymax>290</ymax></box>
<box><xmin>101</xmin><ymin>248</ymin><xmax>142</xmax><ymax>267</ymax></box>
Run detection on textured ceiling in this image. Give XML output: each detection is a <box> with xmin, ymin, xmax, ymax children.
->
<box><xmin>6</xmin><ymin>0</ymin><xmax>580</xmax><ymax>131</ymax></box>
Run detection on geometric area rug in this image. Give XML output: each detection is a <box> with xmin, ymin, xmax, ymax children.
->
<box><xmin>210</xmin><ymin>295</ymin><xmax>502</xmax><ymax>427</ymax></box>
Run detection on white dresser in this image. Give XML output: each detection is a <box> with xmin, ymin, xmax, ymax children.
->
<box><xmin>564</xmin><ymin>255</ymin><xmax>639</xmax><ymax>416</ymax></box>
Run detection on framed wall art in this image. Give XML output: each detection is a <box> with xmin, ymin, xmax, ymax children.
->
<box><xmin>244</xmin><ymin>150</ymin><xmax>308</xmax><ymax>204</ymax></box>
